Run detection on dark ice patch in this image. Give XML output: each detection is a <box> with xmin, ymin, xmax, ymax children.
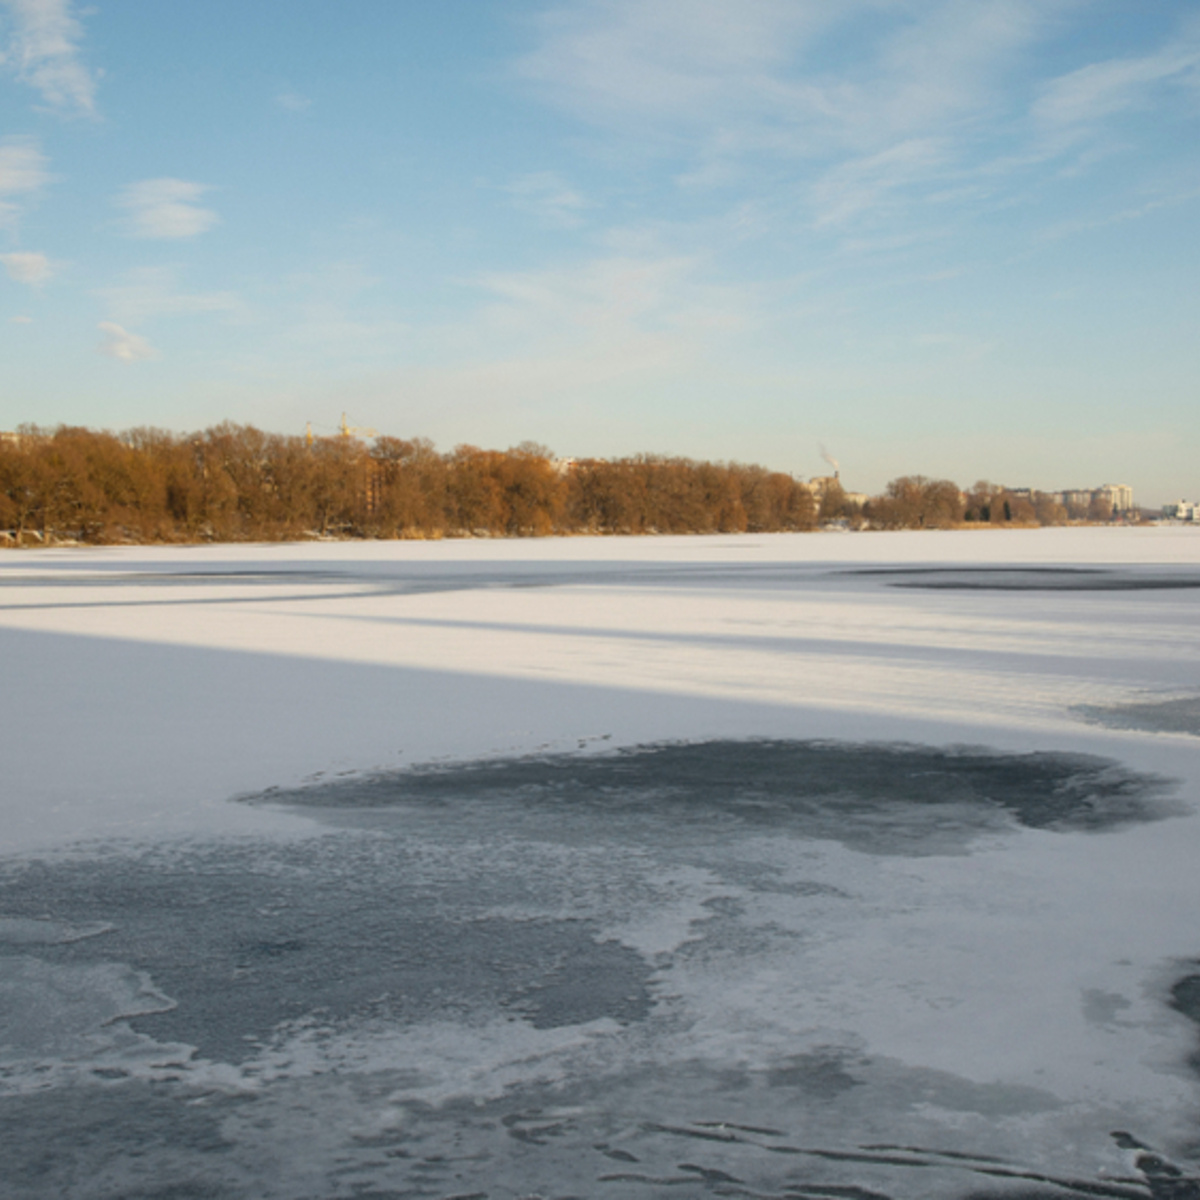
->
<box><xmin>1081</xmin><ymin>989</ymin><xmax>1133</xmax><ymax>1028</ymax></box>
<box><xmin>1075</xmin><ymin>696</ymin><xmax>1200</xmax><ymax>738</ymax></box>
<box><xmin>843</xmin><ymin>566</ymin><xmax>1200</xmax><ymax>592</ymax></box>
<box><xmin>0</xmin><ymin>841</ymin><xmax>656</xmax><ymax>1065</ymax></box>
<box><xmin>248</xmin><ymin>740</ymin><xmax>1180</xmax><ymax>854</ymax></box>
<box><xmin>768</xmin><ymin>1051</ymin><xmax>864</xmax><ymax>1099</ymax></box>
<box><xmin>1170</xmin><ymin>964</ymin><xmax>1200</xmax><ymax>1076</ymax></box>
<box><xmin>1172</xmin><ymin>972</ymin><xmax>1200</xmax><ymax>1027</ymax></box>
<box><xmin>513</xmin><ymin>936</ymin><xmax>653</xmax><ymax>1028</ymax></box>
<box><xmin>0</xmin><ymin>1081</ymin><xmax>244</xmax><ymax>1198</ymax></box>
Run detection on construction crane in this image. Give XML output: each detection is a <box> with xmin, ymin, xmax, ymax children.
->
<box><xmin>338</xmin><ymin>412</ymin><xmax>377</xmax><ymax>442</ymax></box>
<box><xmin>305</xmin><ymin>415</ymin><xmax>378</xmax><ymax>446</ymax></box>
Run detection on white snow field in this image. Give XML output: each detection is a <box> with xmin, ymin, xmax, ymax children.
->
<box><xmin>2</xmin><ymin>527</ymin><xmax>1200</xmax><ymax>1200</ymax></box>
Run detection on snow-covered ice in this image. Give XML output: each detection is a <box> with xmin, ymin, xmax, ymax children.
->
<box><xmin>1</xmin><ymin>528</ymin><xmax>1199</xmax><ymax>1199</ymax></box>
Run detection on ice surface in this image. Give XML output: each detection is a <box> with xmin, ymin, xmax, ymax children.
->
<box><xmin>2</xmin><ymin>529</ymin><xmax>1200</xmax><ymax>1198</ymax></box>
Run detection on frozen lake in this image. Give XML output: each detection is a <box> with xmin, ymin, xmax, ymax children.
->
<box><xmin>2</xmin><ymin>529</ymin><xmax>1199</xmax><ymax>1199</ymax></box>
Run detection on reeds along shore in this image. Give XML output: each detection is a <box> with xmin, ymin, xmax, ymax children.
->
<box><xmin>0</xmin><ymin>423</ymin><xmax>1101</xmax><ymax>546</ymax></box>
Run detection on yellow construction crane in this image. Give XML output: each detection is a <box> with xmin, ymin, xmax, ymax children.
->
<box><xmin>338</xmin><ymin>412</ymin><xmax>377</xmax><ymax>442</ymax></box>
<box><xmin>305</xmin><ymin>415</ymin><xmax>378</xmax><ymax>446</ymax></box>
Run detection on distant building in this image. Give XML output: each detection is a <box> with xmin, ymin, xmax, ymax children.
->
<box><xmin>1057</xmin><ymin>485</ymin><xmax>1134</xmax><ymax>515</ymax></box>
<box><xmin>805</xmin><ymin>474</ymin><xmax>840</xmax><ymax>501</ymax></box>
<box><xmin>801</xmin><ymin>474</ymin><xmax>868</xmax><ymax>514</ymax></box>
<box><xmin>0</xmin><ymin>431</ymin><xmax>21</xmax><ymax>446</ymax></box>
<box><xmin>1060</xmin><ymin>489</ymin><xmax>1093</xmax><ymax>509</ymax></box>
<box><xmin>1097</xmin><ymin>484</ymin><xmax>1134</xmax><ymax>513</ymax></box>
<box><xmin>1162</xmin><ymin>501</ymin><xmax>1198</xmax><ymax>522</ymax></box>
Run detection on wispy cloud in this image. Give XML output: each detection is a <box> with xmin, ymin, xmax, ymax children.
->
<box><xmin>516</xmin><ymin>0</ymin><xmax>839</xmax><ymax>128</ymax></box>
<box><xmin>97</xmin><ymin>321</ymin><xmax>156</xmax><ymax>363</ymax></box>
<box><xmin>97</xmin><ymin>266</ymin><xmax>244</xmax><ymax>325</ymax></box>
<box><xmin>116</xmin><ymin>179</ymin><xmax>219</xmax><ymax>239</ymax></box>
<box><xmin>243</xmin><ymin>261</ymin><xmax>413</xmax><ymax>370</ymax></box>
<box><xmin>0</xmin><ymin>0</ymin><xmax>98</xmax><ymax>115</ymax></box>
<box><xmin>438</xmin><ymin>245</ymin><xmax>757</xmax><ymax>382</ymax></box>
<box><xmin>0</xmin><ymin>136</ymin><xmax>49</xmax><ymax>223</ymax></box>
<box><xmin>503</xmin><ymin>171</ymin><xmax>589</xmax><ymax>227</ymax></box>
<box><xmin>1034</xmin><ymin>34</ymin><xmax>1200</xmax><ymax>129</ymax></box>
<box><xmin>811</xmin><ymin>138</ymin><xmax>946</xmax><ymax>226</ymax></box>
<box><xmin>862</xmin><ymin>1</ymin><xmax>1055</xmax><ymax>136</ymax></box>
<box><xmin>1</xmin><ymin>249</ymin><xmax>51</xmax><ymax>283</ymax></box>
<box><xmin>517</xmin><ymin>1</ymin><xmax>1062</xmax><ymax>152</ymax></box>
<box><xmin>1036</xmin><ymin>185</ymin><xmax>1200</xmax><ymax>244</ymax></box>
<box><xmin>480</xmin><ymin>254</ymin><xmax>669</xmax><ymax>320</ymax></box>
<box><xmin>514</xmin><ymin>0</ymin><xmax>1078</xmax><ymax>230</ymax></box>
<box><xmin>321</xmin><ymin>245</ymin><xmax>769</xmax><ymax>449</ymax></box>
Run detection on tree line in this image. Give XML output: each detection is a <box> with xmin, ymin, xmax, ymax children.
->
<box><xmin>0</xmin><ymin>424</ymin><xmax>818</xmax><ymax>544</ymax></box>
<box><xmin>0</xmin><ymin>424</ymin><xmax>1122</xmax><ymax>547</ymax></box>
<box><xmin>864</xmin><ymin>476</ymin><xmax>1118</xmax><ymax>528</ymax></box>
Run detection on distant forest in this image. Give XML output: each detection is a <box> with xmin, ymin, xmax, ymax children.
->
<box><xmin>0</xmin><ymin>423</ymin><xmax>1121</xmax><ymax>546</ymax></box>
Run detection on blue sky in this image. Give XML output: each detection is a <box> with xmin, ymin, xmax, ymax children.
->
<box><xmin>1</xmin><ymin>0</ymin><xmax>1197</xmax><ymax>503</ymax></box>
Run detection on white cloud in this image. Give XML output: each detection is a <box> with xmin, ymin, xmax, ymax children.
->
<box><xmin>503</xmin><ymin>171</ymin><xmax>589</xmax><ymax>227</ymax></box>
<box><xmin>0</xmin><ymin>136</ymin><xmax>49</xmax><ymax>223</ymax></box>
<box><xmin>97</xmin><ymin>266</ymin><xmax>244</xmax><ymax>325</ymax></box>
<box><xmin>0</xmin><ymin>0</ymin><xmax>98</xmax><ymax>115</ymax></box>
<box><xmin>97</xmin><ymin>321</ymin><xmax>156</xmax><ymax>362</ymax></box>
<box><xmin>116</xmin><ymin>178</ymin><xmax>219</xmax><ymax>239</ymax></box>
<box><xmin>9</xmin><ymin>313</ymin><xmax>32</xmax><ymax>323</ymax></box>
<box><xmin>1</xmin><ymin>249</ymin><xmax>51</xmax><ymax>283</ymax></box>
